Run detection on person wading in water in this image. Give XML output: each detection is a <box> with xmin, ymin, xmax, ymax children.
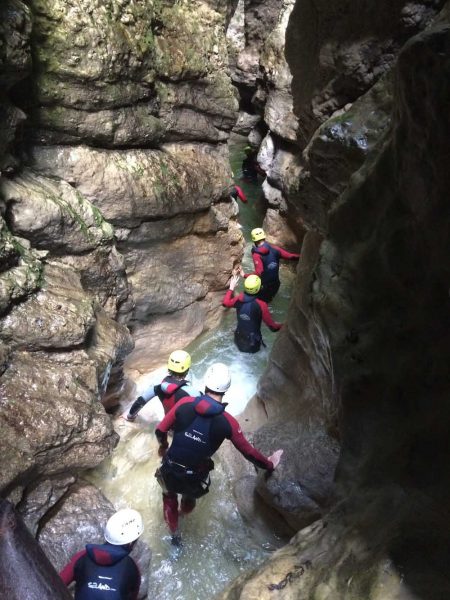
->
<box><xmin>223</xmin><ymin>273</ymin><xmax>282</xmax><ymax>353</ymax></box>
<box><xmin>239</xmin><ymin>228</ymin><xmax>300</xmax><ymax>303</ymax></box>
<box><xmin>155</xmin><ymin>363</ymin><xmax>283</xmax><ymax>545</ymax></box>
<box><xmin>124</xmin><ymin>350</ymin><xmax>200</xmax><ymax>421</ymax></box>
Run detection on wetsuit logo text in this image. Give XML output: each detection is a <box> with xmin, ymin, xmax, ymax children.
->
<box><xmin>185</xmin><ymin>432</ymin><xmax>205</xmax><ymax>443</ymax></box>
<box><xmin>88</xmin><ymin>582</ymin><xmax>117</xmax><ymax>591</ymax></box>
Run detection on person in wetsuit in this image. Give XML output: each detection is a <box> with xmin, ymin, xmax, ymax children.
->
<box><xmin>155</xmin><ymin>363</ymin><xmax>283</xmax><ymax>544</ymax></box>
<box><xmin>230</xmin><ymin>184</ymin><xmax>247</xmax><ymax>203</ymax></box>
<box><xmin>239</xmin><ymin>228</ymin><xmax>300</xmax><ymax>303</ymax></box>
<box><xmin>60</xmin><ymin>509</ymin><xmax>143</xmax><ymax>600</ymax></box>
<box><xmin>124</xmin><ymin>350</ymin><xmax>200</xmax><ymax>421</ymax></box>
<box><xmin>241</xmin><ymin>146</ymin><xmax>260</xmax><ymax>182</ymax></box>
<box><xmin>222</xmin><ymin>273</ymin><xmax>282</xmax><ymax>353</ymax></box>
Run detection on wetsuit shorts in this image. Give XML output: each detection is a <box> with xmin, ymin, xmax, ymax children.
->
<box><xmin>234</xmin><ymin>329</ymin><xmax>262</xmax><ymax>353</ymax></box>
<box><xmin>258</xmin><ymin>280</ymin><xmax>280</xmax><ymax>303</ymax></box>
<box><xmin>156</xmin><ymin>458</ymin><xmax>211</xmax><ymax>499</ymax></box>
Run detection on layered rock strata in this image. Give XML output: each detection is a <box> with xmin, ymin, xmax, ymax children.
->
<box><xmin>0</xmin><ymin>0</ymin><xmax>240</xmax><ymax>586</ymax></box>
<box><xmin>25</xmin><ymin>0</ymin><xmax>243</xmax><ymax>377</ymax></box>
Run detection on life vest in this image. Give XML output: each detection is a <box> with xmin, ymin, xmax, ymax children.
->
<box><xmin>251</xmin><ymin>242</ymin><xmax>281</xmax><ymax>285</ymax></box>
<box><xmin>168</xmin><ymin>395</ymin><xmax>226</xmax><ymax>468</ymax></box>
<box><xmin>236</xmin><ymin>293</ymin><xmax>262</xmax><ymax>339</ymax></box>
<box><xmin>73</xmin><ymin>544</ymin><xmax>139</xmax><ymax>600</ymax></box>
<box><xmin>155</xmin><ymin>375</ymin><xmax>189</xmax><ymax>414</ymax></box>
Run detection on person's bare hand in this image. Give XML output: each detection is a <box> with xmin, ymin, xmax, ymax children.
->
<box><xmin>229</xmin><ymin>274</ymin><xmax>240</xmax><ymax>291</ymax></box>
<box><xmin>238</xmin><ymin>265</ymin><xmax>245</xmax><ymax>277</ymax></box>
<box><xmin>268</xmin><ymin>449</ymin><xmax>283</xmax><ymax>469</ymax></box>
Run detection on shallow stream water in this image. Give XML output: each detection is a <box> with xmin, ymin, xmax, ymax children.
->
<box><xmin>86</xmin><ymin>139</ymin><xmax>296</xmax><ymax>599</ymax></box>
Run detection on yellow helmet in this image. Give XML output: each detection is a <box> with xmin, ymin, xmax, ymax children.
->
<box><xmin>244</xmin><ymin>274</ymin><xmax>261</xmax><ymax>295</ymax></box>
<box><xmin>251</xmin><ymin>227</ymin><xmax>265</xmax><ymax>242</ymax></box>
<box><xmin>167</xmin><ymin>350</ymin><xmax>191</xmax><ymax>374</ymax></box>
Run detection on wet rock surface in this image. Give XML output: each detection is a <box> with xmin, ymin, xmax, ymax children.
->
<box><xmin>0</xmin><ymin>0</ymin><xmax>242</xmax><ymax>593</ymax></box>
<box><xmin>2</xmin><ymin>0</ymin><xmax>449</xmax><ymax>598</ymax></box>
<box><xmin>223</xmin><ymin>3</ymin><xmax>450</xmax><ymax>598</ymax></box>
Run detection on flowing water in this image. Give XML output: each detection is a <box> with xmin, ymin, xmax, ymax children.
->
<box><xmin>86</xmin><ymin>138</ymin><xmax>296</xmax><ymax>599</ymax></box>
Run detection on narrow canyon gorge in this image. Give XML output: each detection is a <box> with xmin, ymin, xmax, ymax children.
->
<box><xmin>0</xmin><ymin>0</ymin><xmax>449</xmax><ymax>598</ymax></box>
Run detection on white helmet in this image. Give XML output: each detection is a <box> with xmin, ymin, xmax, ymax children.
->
<box><xmin>104</xmin><ymin>508</ymin><xmax>143</xmax><ymax>545</ymax></box>
<box><xmin>204</xmin><ymin>363</ymin><xmax>231</xmax><ymax>394</ymax></box>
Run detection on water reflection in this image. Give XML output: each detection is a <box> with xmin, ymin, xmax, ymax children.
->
<box><xmin>86</xmin><ymin>139</ymin><xmax>295</xmax><ymax>599</ymax></box>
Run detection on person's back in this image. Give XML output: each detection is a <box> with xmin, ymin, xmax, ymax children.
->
<box><xmin>125</xmin><ymin>350</ymin><xmax>199</xmax><ymax>420</ymax></box>
<box><xmin>154</xmin><ymin>374</ymin><xmax>200</xmax><ymax>414</ymax></box>
<box><xmin>248</xmin><ymin>228</ymin><xmax>300</xmax><ymax>302</ymax></box>
<box><xmin>72</xmin><ymin>543</ymin><xmax>139</xmax><ymax>600</ymax></box>
<box><xmin>155</xmin><ymin>363</ymin><xmax>283</xmax><ymax>543</ymax></box>
<box><xmin>60</xmin><ymin>509</ymin><xmax>143</xmax><ymax>600</ymax></box>
<box><xmin>251</xmin><ymin>241</ymin><xmax>281</xmax><ymax>286</ymax></box>
<box><xmin>222</xmin><ymin>274</ymin><xmax>282</xmax><ymax>353</ymax></box>
<box><xmin>233</xmin><ymin>291</ymin><xmax>263</xmax><ymax>352</ymax></box>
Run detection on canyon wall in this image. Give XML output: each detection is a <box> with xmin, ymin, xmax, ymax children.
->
<box><xmin>0</xmin><ymin>0</ymin><xmax>239</xmax><ymax>583</ymax></box>
<box><xmin>221</xmin><ymin>1</ymin><xmax>450</xmax><ymax>598</ymax></box>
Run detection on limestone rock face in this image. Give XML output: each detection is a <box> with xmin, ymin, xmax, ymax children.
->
<box><xmin>22</xmin><ymin>0</ymin><xmax>242</xmax><ymax>378</ymax></box>
<box><xmin>0</xmin><ymin>0</ymin><xmax>31</xmax><ymax>172</ymax></box>
<box><xmin>260</xmin><ymin>0</ymin><xmax>298</xmax><ymax>142</ymax></box>
<box><xmin>227</xmin><ymin>0</ymin><xmax>303</xmax><ymax>247</ymax></box>
<box><xmin>223</xmin><ymin>5</ymin><xmax>450</xmax><ymax>599</ymax></box>
<box><xmin>2</xmin><ymin>171</ymin><xmax>114</xmax><ymax>253</ymax></box>
<box><xmin>253</xmin><ymin>421</ymin><xmax>339</xmax><ymax>531</ymax></box>
<box><xmin>285</xmin><ymin>0</ymin><xmax>445</xmax><ymax>147</ymax></box>
<box><xmin>29</xmin><ymin>141</ymin><xmax>244</xmax><ymax>372</ymax></box>
<box><xmin>0</xmin><ymin>218</ymin><xmax>43</xmax><ymax>315</ymax></box>
<box><xmin>0</xmin><ymin>349</ymin><xmax>119</xmax><ymax>495</ymax></box>
<box><xmin>287</xmin><ymin>75</ymin><xmax>393</xmax><ymax>234</ymax></box>
<box><xmin>0</xmin><ymin>0</ymin><xmax>241</xmax><ymax>557</ymax></box>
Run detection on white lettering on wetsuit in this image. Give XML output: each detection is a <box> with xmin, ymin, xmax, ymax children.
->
<box><xmin>88</xmin><ymin>582</ymin><xmax>117</xmax><ymax>591</ymax></box>
<box><xmin>267</xmin><ymin>262</ymin><xmax>277</xmax><ymax>269</ymax></box>
<box><xmin>184</xmin><ymin>431</ymin><xmax>206</xmax><ymax>443</ymax></box>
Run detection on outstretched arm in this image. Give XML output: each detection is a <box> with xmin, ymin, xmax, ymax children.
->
<box><xmin>257</xmin><ymin>299</ymin><xmax>282</xmax><ymax>331</ymax></box>
<box><xmin>272</xmin><ymin>245</ymin><xmax>300</xmax><ymax>260</ymax></box>
<box><xmin>225</xmin><ymin>413</ymin><xmax>274</xmax><ymax>470</ymax></box>
<box><xmin>223</xmin><ymin>274</ymin><xmax>241</xmax><ymax>307</ymax></box>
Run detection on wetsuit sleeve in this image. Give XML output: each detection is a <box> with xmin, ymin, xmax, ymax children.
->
<box><xmin>222</xmin><ymin>289</ymin><xmax>240</xmax><ymax>307</ymax></box>
<box><xmin>251</xmin><ymin>253</ymin><xmax>264</xmax><ymax>276</ymax></box>
<box><xmin>140</xmin><ymin>384</ymin><xmax>157</xmax><ymax>402</ymax></box>
<box><xmin>224</xmin><ymin>413</ymin><xmax>273</xmax><ymax>470</ymax></box>
<box><xmin>272</xmin><ymin>245</ymin><xmax>300</xmax><ymax>260</ymax></box>
<box><xmin>155</xmin><ymin>396</ymin><xmax>194</xmax><ymax>444</ymax></box>
<box><xmin>257</xmin><ymin>299</ymin><xmax>282</xmax><ymax>331</ymax></box>
<box><xmin>59</xmin><ymin>550</ymin><xmax>86</xmax><ymax>585</ymax></box>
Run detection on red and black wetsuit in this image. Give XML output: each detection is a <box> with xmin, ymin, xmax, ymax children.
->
<box><xmin>155</xmin><ymin>394</ymin><xmax>273</xmax><ymax>532</ymax></box>
<box><xmin>231</xmin><ymin>185</ymin><xmax>247</xmax><ymax>203</ymax></box>
<box><xmin>127</xmin><ymin>376</ymin><xmax>200</xmax><ymax>419</ymax></box>
<box><xmin>222</xmin><ymin>289</ymin><xmax>282</xmax><ymax>353</ymax></box>
<box><xmin>250</xmin><ymin>241</ymin><xmax>300</xmax><ymax>302</ymax></box>
<box><xmin>60</xmin><ymin>543</ymin><xmax>140</xmax><ymax>600</ymax></box>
